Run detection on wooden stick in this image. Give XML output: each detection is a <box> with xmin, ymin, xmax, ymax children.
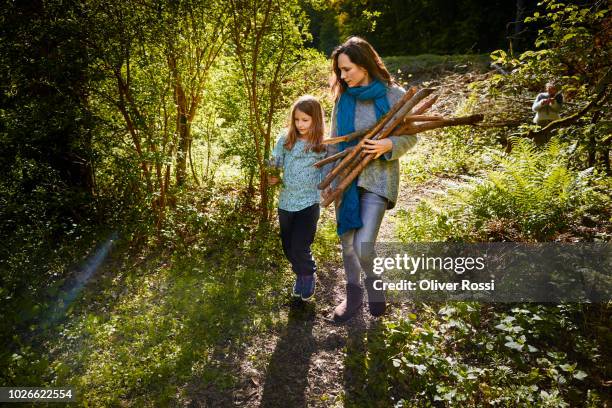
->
<box><xmin>323</xmin><ymin>114</ymin><xmax>485</xmax><ymax>207</ymax></box>
<box><xmin>412</xmin><ymin>95</ymin><xmax>438</xmax><ymax>115</ymax></box>
<box><xmin>371</xmin><ymin>88</ymin><xmax>435</xmax><ymax>142</ymax></box>
<box><xmin>322</xmin><ymin>136</ymin><xmax>348</xmax><ymax>144</ymax></box>
<box><xmin>337</xmin><ymin>150</ymin><xmax>363</xmax><ymax>183</ymax></box>
<box><xmin>395</xmin><ymin>114</ymin><xmax>484</xmax><ymax>135</ymax></box>
<box><xmin>313</xmin><ymin>146</ymin><xmax>353</xmax><ymax>168</ymax></box>
<box><xmin>322</xmin><ymin>153</ymin><xmax>376</xmax><ymax>207</ymax></box>
<box><xmin>317</xmin><ymin>87</ymin><xmax>418</xmax><ymax>189</ymax></box>
<box><xmin>321</xmin><ymin>129</ymin><xmax>366</xmax><ymax>145</ymax></box>
<box><xmin>321</xmin><ymin>88</ymin><xmax>422</xmax><ymax>147</ymax></box>
<box><xmin>322</xmin><ymin>88</ymin><xmax>435</xmax><ymax>206</ymax></box>
<box><xmin>403</xmin><ymin>114</ymin><xmax>444</xmax><ymax>122</ymax></box>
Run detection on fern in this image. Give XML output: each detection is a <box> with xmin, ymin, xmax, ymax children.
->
<box><xmin>465</xmin><ymin>138</ymin><xmax>595</xmax><ymax>240</ymax></box>
<box><xmin>397</xmin><ymin>138</ymin><xmax>608</xmax><ymax>243</ymax></box>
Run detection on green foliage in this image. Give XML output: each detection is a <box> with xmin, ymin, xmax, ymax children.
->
<box><xmin>3</xmin><ymin>182</ymin><xmax>290</xmax><ymax>402</ymax></box>
<box><xmin>367</xmin><ymin>303</ymin><xmax>609</xmax><ymax>407</ymax></box>
<box><xmin>466</xmin><ymin>138</ymin><xmax>610</xmax><ymax>240</ymax></box>
<box><xmin>225</xmin><ymin>0</ymin><xmax>324</xmax><ymax>217</ymax></box>
<box><xmin>490</xmin><ymin>0</ymin><xmax>610</xmax><ymax>92</ymax></box>
<box><xmin>214</xmin><ymin>48</ymin><xmax>330</xmax><ymax>184</ymax></box>
<box><xmin>397</xmin><ymin>138</ymin><xmax>611</xmax><ymax>242</ymax></box>
<box><xmin>487</xmin><ymin>0</ymin><xmax>610</xmax><ymax>171</ymax></box>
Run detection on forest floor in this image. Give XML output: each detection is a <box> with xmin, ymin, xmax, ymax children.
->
<box><xmin>208</xmin><ymin>177</ymin><xmax>467</xmax><ymax>407</ymax></box>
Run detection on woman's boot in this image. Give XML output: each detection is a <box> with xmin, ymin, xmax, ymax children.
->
<box><xmin>364</xmin><ymin>276</ymin><xmax>386</xmax><ymax>317</ymax></box>
<box><xmin>332</xmin><ymin>283</ymin><xmax>363</xmax><ymax>323</ymax></box>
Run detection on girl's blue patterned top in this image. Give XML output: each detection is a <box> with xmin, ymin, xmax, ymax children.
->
<box><xmin>272</xmin><ymin>131</ymin><xmax>325</xmax><ymax>212</ymax></box>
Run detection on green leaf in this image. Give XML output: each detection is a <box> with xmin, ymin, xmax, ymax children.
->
<box><xmin>505</xmin><ymin>341</ymin><xmax>523</xmax><ymax>351</ymax></box>
<box><xmin>562</xmin><ymin>33</ymin><xmax>577</xmax><ymax>42</ymax></box>
<box><xmin>573</xmin><ymin>370</ymin><xmax>587</xmax><ymax>380</ymax></box>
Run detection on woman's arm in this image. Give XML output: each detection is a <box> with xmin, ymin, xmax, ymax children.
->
<box><xmin>382</xmin><ymin>134</ymin><xmax>417</xmax><ymax>161</ymax></box>
<box><xmin>380</xmin><ymin>86</ymin><xmax>418</xmax><ymax>161</ymax></box>
<box><xmin>271</xmin><ymin>133</ymin><xmax>286</xmax><ymax>168</ymax></box>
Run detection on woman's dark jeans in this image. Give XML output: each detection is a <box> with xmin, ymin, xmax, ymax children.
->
<box><xmin>278</xmin><ymin>203</ymin><xmax>320</xmax><ymax>276</ymax></box>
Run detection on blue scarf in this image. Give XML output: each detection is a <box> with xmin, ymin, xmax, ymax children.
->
<box><xmin>336</xmin><ymin>80</ymin><xmax>390</xmax><ymax>235</ymax></box>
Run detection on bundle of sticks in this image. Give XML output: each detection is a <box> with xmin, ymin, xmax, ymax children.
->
<box><xmin>314</xmin><ymin>87</ymin><xmax>483</xmax><ymax>207</ymax></box>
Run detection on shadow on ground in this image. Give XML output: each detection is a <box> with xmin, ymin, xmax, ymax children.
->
<box><xmin>260</xmin><ymin>300</ymin><xmax>317</xmax><ymax>407</ymax></box>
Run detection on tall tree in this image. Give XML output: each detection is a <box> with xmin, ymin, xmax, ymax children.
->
<box><xmin>83</xmin><ymin>0</ymin><xmax>227</xmax><ymax>229</ymax></box>
<box><xmin>160</xmin><ymin>1</ymin><xmax>227</xmax><ymax>186</ymax></box>
<box><xmin>0</xmin><ymin>0</ymin><xmax>97</xmax><ymax>198</ymax></box>
<box><xmin>227</xmin><ymin>0</ymin><xmax>309</xmax><ymax>221</ymax></box>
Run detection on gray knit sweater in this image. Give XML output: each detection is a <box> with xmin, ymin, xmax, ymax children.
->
<box><xmin>323</xmin><ymin>85</ymin><xmax>417</xmax><ymax>209</ymax></box>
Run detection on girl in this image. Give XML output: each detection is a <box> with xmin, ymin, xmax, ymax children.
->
<box><xmin>324</xmin><ymin>36</ymin><xmax>417</xmax><ymax>322</ymax></box>
<box><xmin>269</xmin><ymin>95</ymin><xmax>326</xmax><ymax>300</ymax></box>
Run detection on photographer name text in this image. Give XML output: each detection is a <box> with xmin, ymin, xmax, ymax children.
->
<box><xmin>373</xmin><ymin>279</ymin><xmax>496</xmax><ymax>291</ymax></box>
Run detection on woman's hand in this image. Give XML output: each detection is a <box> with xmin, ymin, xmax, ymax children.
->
<box><xmin>363</xmin><ymin>138</ymin><xmax>392</xmax><ymax>159</ymax></box>
<box><xmin>268</xmin><ymin>176</ymin><xmax>280</xmax><ymax>186</ymax></box>
<box><xmin>321</xmin><ymin>187</ymin><xmax>333</xmax><ymax>201</ymax></box>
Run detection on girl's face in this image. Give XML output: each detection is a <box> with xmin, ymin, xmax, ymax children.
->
<box><xmin>294</xmin><ymin>109</ymin><xmax>313</xmax><ymax>136</ymax></box>
<box><xmin>338</xmin><ymin>53</ymin><xmax>369</xmax><ymax>87</ymax></box>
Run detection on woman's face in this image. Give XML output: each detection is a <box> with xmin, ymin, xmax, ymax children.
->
<box><xmin>294</xmin><ymin>109</ymin><xmax>313</xmax><ymax>136</ymax></box>
<box><xmin>338</xmin><ymin>53</ymin><xmax>369</xmax><ymax>87</ymax></box>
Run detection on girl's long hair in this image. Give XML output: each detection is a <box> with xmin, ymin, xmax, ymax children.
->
<box><xmin>330</xmin><ymin>36</ymin><xmax>394</xmax><ymax>101</ymax></box>
<box><xmin>284</xmin><ymin>95</ymin><xmax>326</xmax><ymax>153</ymax></box>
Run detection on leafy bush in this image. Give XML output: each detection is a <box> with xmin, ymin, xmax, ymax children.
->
<box><xmin>487</xmin><ymin>0</ymin><xmax>610</xmax><ymax>171</ymax></box>
<box><xmin>370</xmin><ymin>303</ymin><xmax>609</xmax><ymax>407</ymax></box>
<box><xmin>397</xmin><ymin>138</ymin><xmax>610</xmax><ymax>242</ymax></box>
<box><xmin>467</xmin><ymin>138</ymin><xmax>608</xmax><ymax>240</ymax></box>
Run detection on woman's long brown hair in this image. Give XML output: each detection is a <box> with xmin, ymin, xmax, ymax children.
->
<box><xmin>284</xmin><ymin>95</ymin><xmax>326</xmax><ymax>153</ymax></box>
<box><xmin>330</xmin><ymin>36</ymin><xmax>394</xmax><ymax>101</ymax></box>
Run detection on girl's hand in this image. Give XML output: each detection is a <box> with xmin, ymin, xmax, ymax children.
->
<box><xmin>268</xmin><ymin>176</ymin><xmax>280</xmax><ymax>186</ymax></box>
<box><xmin>363</xmin><ymin>138</ymin><xmax>392</xmax><ymax>159</ymax></box>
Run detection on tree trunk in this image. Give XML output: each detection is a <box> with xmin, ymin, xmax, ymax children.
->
<box><xmin>513</xmin><ymin>0</ymin><xmax>526</xmax><ymax>52</ymax></box>
<box><xmin>176</xmin><ymin>113</ymin><xmax>189</xmax><ymax>186</ymax></box>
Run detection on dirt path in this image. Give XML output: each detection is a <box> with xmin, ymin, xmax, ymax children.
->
<box><xmin>201</xmin><ymin>171</ymin><xmax>466</xmax><ymax>407</ymax></box>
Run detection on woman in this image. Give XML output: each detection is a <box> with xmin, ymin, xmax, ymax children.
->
<box><xmin>324</xmin><ymin>37</ymin><xmax>417</xmax><ymax>323</ymax></box>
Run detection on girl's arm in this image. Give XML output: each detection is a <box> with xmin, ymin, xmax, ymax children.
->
<box><xmin>269</xmin><ymin>133</ymin><xmax>286</xmax><ymax>186</ymax></box>
<box><xmin>271</xmin><ymin>133</ymin><xmax>286</xmax><ymax>168</ymax></box>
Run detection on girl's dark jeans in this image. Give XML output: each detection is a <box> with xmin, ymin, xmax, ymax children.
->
<box><xmin>278</xmin><ymin>203</ymin><xmax>320</xmax><ymax>276</ymax></box>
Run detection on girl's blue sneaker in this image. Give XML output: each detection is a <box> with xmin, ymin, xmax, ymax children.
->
<box><xmin>301</xmin><ymin>273</ymin><xmax>316</xmax><ymax>300</ymax></box>
<box><xmin>292</xmin><ymin>276</ymin><xmax>302</xmax><ymax>298</ymax></box>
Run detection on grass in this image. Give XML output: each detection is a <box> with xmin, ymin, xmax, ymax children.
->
<box><xmin>51</xmin><ymin>242</ymin><xmax>287</xmax><ymax>405</ymax></box>
<box><xmin>3</xmin><ymin>177</ymin><xmax>345</xmax><ymax>406</ymax></box>
<box><xmin>1</xmin><ymin>181</ymin><xmax>293</xmax><ymax>405</ymax></box>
